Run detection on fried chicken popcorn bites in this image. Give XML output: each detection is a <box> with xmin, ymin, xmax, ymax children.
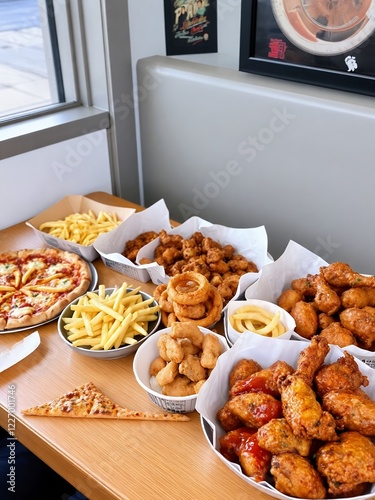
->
<box><xmin>149</xmin><ymin>322</ymin><xmax>223</xmax><ymax>397</ymax></box>
<box><xmin>277</xmin><ymin>261</ymin><xmax>375</xmax><ymax>351</ymax></box>
<box><xmin>142</xmin><ymin>230</ymin><xmax>258</xmax><ymax>305</ymax></box>
<box><xmin>216</xmin><ymin>338</ymin><xmax>375</xmax><ymax>498</ymax></box>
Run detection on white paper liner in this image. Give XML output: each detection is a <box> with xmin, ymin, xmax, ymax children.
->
<box><xmin>0</xmin><ymin>331</ymin><xmax>40</xmax><ymax>372</ymax></box>
<box><xmin>137</xmin><ymin>216</ymin><xmax>273</xmax><ymax>307</ymax></box>
<box><xmin>195</xmin><ymin>332</ymin><xmax>375</xmax><ymax>500</ymax></box>
<box><xmin>244</xmin><ymin>240</ymin><xmax>375</xmax><ymax>368</ymax></box>
<box><xmin>94</xmin><ymin>199</ymin><xmax>171</xmax><ymax>282</ymax></box>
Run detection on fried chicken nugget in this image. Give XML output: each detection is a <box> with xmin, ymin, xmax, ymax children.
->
<box><xmin>178</xmin><ymin>338</ymin><xmax>201</xmax><ymax>356</ymax></box>
<box><xmin>200</xmin><ymin>333</ymin><xmax>223</xmax><ymax>369</ymax></box>
<box><xmin>179</xmin><ymin>354</ymin><xmax>206</xmax><ymax>382</ymax></box>
<box><xmin>162</xmin><ymin>374</ymin><xmax>196</xmax><ymax>396</ymax></box>
<box><xmin>149</xmin><ymin>356</ymin><xmax>167</xmax><ymax>376</ymax></box>
<box><xmin>170</xmin><ymin>321</ymin><xmax>204</xmax><ymax>348</ymax></box>
<box><xmin>155</xmin><ymin>360</ymin><xmax>179</xmax><ymax>386</ymax></box>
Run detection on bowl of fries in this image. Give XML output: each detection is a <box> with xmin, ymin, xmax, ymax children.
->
<box><xmin>133</xmin><ymin>323</ymin><xmax>229</xmax><ymax>413</ymax></box>
<box><xmin>57</xmin><ymin>282</ymin><xmax>161</xmax><ymax>359</ymax></box>
<box><xmin>224</xmin><ymin>299</ymin><xmax>296</xmax><ymax>347</ymax></box>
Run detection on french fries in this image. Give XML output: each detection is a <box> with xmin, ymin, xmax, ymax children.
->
<box><xmin>39</xmin><ymin>210</ymin><xmax>121</xmax><ymax>245</ymax></box>
<box><xmin>62</xmin><ymin>283</ymin><xmax>160</xmax><ymax>350</ymax></box>
<box><xmin>229</xmin><ymin>305</ymin><xmax>286</xmax><ymax>338</ymax></box>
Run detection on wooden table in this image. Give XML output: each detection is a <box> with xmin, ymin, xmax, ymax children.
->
<box><xmin>0</xmin><ymin>192</ymin><xmax>278</xmax><ymax>500</ymax></box>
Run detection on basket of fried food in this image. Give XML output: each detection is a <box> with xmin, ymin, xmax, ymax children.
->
<box><xmin>133</xmin><ymin>321</ymin><xmax>229</xmax><ymax>413</ymax></box>
<box><xmin>136</xmin><ymin>216</ymin><xmax>272</xmax><ymax>306</ymax></box>
<box><xmin>153</xmin><ymin>271</ymin><xmax>225</xmax><ymax>328</ymax></box>
<box><xmin>26</xmin><ymin>195</ymin><xmax>135</xmax><ymax>261</ymax></box>
<box><xmin>196</xmin><ymin>332</ymin><xmax>375</xmax><ymax>500</ymax></box>
<box><xmin>245</xmin><ymin>240</ymin><xmax>375</xmax><ymax>366</ymax></box>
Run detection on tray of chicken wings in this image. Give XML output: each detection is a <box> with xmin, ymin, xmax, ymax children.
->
<box><xmin>244</xmin><ymin>240</ymin><xmax>375</xmax><ymax>368</ymax></box>
<box><xmin>196</xmin><ymin>332</ymin><xmax>375</xmax><ymax>500</ymax></box>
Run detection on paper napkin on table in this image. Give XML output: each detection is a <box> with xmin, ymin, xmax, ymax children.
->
<box><xmin>0</xmin><ymin>331</ymin><xmax>40</xmax><ymax>372</ymax></box>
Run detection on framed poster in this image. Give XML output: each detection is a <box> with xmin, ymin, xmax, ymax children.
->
<box><xmin>164</xmin><ymin>0</ymin><xmax>217</xmax><ymax>56</ymax></box>
<box><xmin>239</xmin><ymin>0</ymin><xmax>375</xmax><ymax>97</ymax></box>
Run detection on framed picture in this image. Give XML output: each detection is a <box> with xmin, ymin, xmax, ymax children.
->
<box><xmin>164</xmin><ymin>0</ymin><xmax>217</xmax><ymax>56</ymax></box>
<box><xmin>239</xmin><ymin>0</ymin><xmax>375</xmax><ymax>97</ymax></box>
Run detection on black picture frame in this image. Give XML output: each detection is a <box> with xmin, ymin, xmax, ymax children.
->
<box><xmin>239</xmin><ymin>0</ymin><xmax>375</xmax><ymax>97</ymax></box>
<box><xmin>164</xmin><ymin>0</ymin><xmax>218</xmax><ymax>56</ymax></box>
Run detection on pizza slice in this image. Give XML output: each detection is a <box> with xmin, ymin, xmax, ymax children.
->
<box><xmin>22</xmin><ymin>382</ymin><xmax>190</xmax><ymax>422</ymax></box>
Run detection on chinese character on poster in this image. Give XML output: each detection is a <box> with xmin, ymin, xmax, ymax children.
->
<box><xmin>164</xmin><ymin>0</ymin><xmax>217</xmax><ymax>55</ymax></box>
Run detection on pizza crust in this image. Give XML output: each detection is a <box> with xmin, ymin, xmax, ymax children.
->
<box><xmin>22</xmin><ymin>382</ymin><xmax>190</xmax><ymax>421</ymax></box>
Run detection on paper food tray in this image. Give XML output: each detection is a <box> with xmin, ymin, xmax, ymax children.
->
<box><xmin>26</xmin><ymin>195</ymin><xmax>135</xmax><ymax>262</ymax></box>
<box><xmin>94</xmin><ymin>199</ymin><xmax>171</xmax><ymax>282</ymax></box>
<box><xmin>136</xmin><ymin>216</ymin><xmax>273</xmax><ymax>305</ymax></box>
<box><xmin>244</xmin><ymin>240</ymin><xmax>375</xmax><ymax>368</ymax></box>
<box><xmin>196</xmin><ymin>332</ymin><xmax>375</xmax><ymax>500</ymax></box>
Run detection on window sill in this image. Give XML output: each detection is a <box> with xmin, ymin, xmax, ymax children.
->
<box><xmin>0</xmin><ymin>106</ymin><xmax>110</xmax><ymax>161</ymax></box>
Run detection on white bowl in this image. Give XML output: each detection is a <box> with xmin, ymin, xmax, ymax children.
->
<box><xmin>58</xmin><ymin>287</ymin><xmax>161</xmax><ymax>359</ymax></box>
<box><xmin>133</xmin><ymin>326</ymin><xmax>230</xmax><ymax>413</ymax></box>
<box><xmin>224</xmin><ymin>299</ymin><xmax>296</xmax><ymax>347</ymax></box>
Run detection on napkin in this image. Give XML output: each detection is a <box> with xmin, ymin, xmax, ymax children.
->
<box><xmin>0</xmin><ymin>331</ymin><xmax>40</xmax><ymax>372</ymax></box>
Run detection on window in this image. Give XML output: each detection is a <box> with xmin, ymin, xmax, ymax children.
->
<box><xmin>0</xmin><ymin>0</ymin><xmax>72</xmax><ymax>121</ymax></box>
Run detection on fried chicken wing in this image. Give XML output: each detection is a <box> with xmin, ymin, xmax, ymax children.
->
<box><xmin>314</xmin><ymin>351</ymin><xmax>369</xmax><ymax>398</ymax></box>
<box><xmin>257</xmin><ymin>418</ymin><xmax>312</xmax><ymax>456</ymax></box>
<box><xmin>217</xmin><ymin>401</ymin><xmax>244</xmax><ymax>432</ymax></box>
<box><xmin>228</xmin><ymin>358</ymin><xmax>262</xmax><ymax>388</ymax></box>
<box><xmin>322</xmin><ymin>262</ymin><xmax>375</xmax><ymax>288</ymax></box>
<box><xmin>314</xmin><ymin>273</ymin><xmax>341</xmax><ymax>315</ymax></box>
<box><xmin>228</xmin><ymin>392</ymin><xmax>283</xmax><ymax>428</ymax></box>
<box><xmin>340</xmin><ymin>307</ymin><xmax>375</xmax><ymax>349</ymax></box>
<box><xmin>294</xmin><ymin>335</ymin><xmax>329</xmax><ymax>387</ymax></box>
<box><xmin>291</xmin><ymin>274</ymin><xmax>317</xmax><ymax>296</ymax></box>
<box><xmin>319</xmin><ymin>321</ymin><xmax>358</xmax><ymax>348</ymax></box>
<box><xmin>322</xmin><ymin>389</ymin><xmax>375</xmax><ymax>436</ymax></box>
<box><xmin>316</xmin><ymin>431</ymin><xmax>375</xmax><ymax>496</ymax></box>
<box><xmin>270</xmin><ymin>452</ymin><xmax>326</xmax><ymax>499</ymax></box>
<box><xmin>280</xmin><ymin>374</ymin><xmax>337</xmax><ymax>441</ymax></box>
<box><xmin>290</xmin><ymin>301</ymin><xmax>318</xmax><ymax>339</ymax></box>
<box><xmin>341</xmin><ymin>286</ymin><xmax>375</xmax><ymax>309</ymax></box>
<box><xmin>277</xmin><ymin>288</ymin><xmax>303</xmax><ymax>312</ymax></box>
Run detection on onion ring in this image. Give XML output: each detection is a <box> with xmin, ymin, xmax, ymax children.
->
<box><xmin>176</xmin><ymin>285</ymin><xmax>223</xmax><ymax>327</ymax></box>
<box><xmin>172</xmin><ymin>301</ymin><xmax>206</xmax><ymax>319</ymax></box>
<box><xmin>167</xmin><ymin>271</ymin><xmax>210</xmax><ymax>305</ymax></box>
<box><xmin>159</xmin><ymin>289</ymin><xmax>174</xmax><ymax>313</ymax></box>
<box><xmin>153</xmin><ymin>283</ymin><xmax>167</xmax><ymax>302</ymax></box>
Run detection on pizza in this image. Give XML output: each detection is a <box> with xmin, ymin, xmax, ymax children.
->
<box><xmin>0</xmin><ymin>248</ymin><xmax>92</xmax><ymax>331</ymax></box>
<box><xmin>22</xmin><ymin>381</ymin><xmax>190</xmax><ymax>421</ymax></box>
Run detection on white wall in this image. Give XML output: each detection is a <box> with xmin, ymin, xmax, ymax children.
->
<box><xmin>0</xmin><ymin>130</ymin><xmax>112</xmax><ymax>230</ymax></box>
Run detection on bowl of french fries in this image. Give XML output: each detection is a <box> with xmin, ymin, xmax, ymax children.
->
<box><xmin>57</xmin><ymin>282</ymin><xmax>161</xmax><ymax>359</ymax></box>
<box><xmin>224</xmin><ymin>299</ymin><xmax>296</xmax><ymax>347</ymax></box>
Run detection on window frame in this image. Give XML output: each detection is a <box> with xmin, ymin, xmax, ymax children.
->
<box><xmin>0</xmin><ymin>0</ymin><xmax>140</xmax><ymax>204</ymax></box>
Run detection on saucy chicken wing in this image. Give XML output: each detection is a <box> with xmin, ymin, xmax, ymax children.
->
<box><xmin>314</xmin><ymin>351</ymin><xmax>369</xmax><ymax>398</ymax></box>
<box><xmin>229</xmin><ymin>360</ymin><xmax>294</xmax><ymax>399</ymax></box>
<box><xmin>257</xmin><ymin>418</ymin><xmax>312</xmax><ymax>456</ymax></box>
<box><xmin>228</xmin><ymin>358</ymin><xmax>262</xmax><ymax>388</ymax></box>
<box><xmin>322</xmin><ymin>389</ymin><xmax>375</xmax><ymax>436</ymax></box>
<box><xmin>228</xmin><ymin>392</ymin><xmax>283</xmax><ymax>428</ymax></box>
<box><xmin>316</xmin><ymin>431</ymin><xmax>375</xmax><ymax>496</ymax></box>
<box><xmin>270</xmin><ymin>452</ymin><xmax>327</xmax><ymax>499</ymax></box>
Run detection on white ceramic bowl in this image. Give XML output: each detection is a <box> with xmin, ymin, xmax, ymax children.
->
<box><xmin>58</xmin><ymin>287</ymin><xmax>161</xmax><ymax>359</ymax></box>
<box><xmin>133</xmin><ymin>326</ymin><xmax>230</xmax><ymax>413</ymax></box>
<box><xmin>224</xmin><ymin>299</ymin><xmax>296</xmax><ymax>347</ymax></box>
